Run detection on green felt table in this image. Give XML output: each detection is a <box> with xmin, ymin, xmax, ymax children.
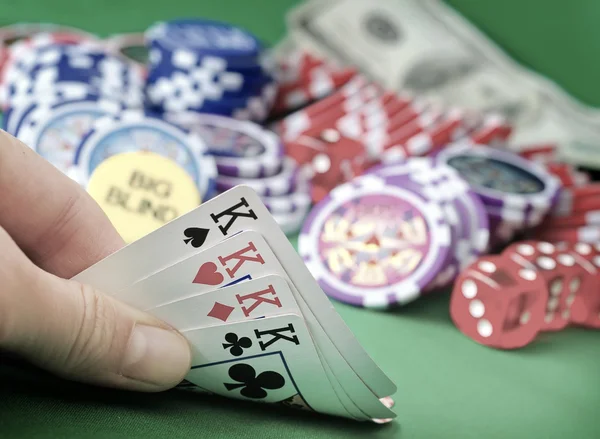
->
<box><xmin>2</xmin><ymin>1</ymin><xmax>600</xmax><ymax>438</ymax></box>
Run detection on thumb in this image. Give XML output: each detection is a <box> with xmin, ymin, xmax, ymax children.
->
<box><xmin>0</xmin><ymin>227</ymin><xmax>191</xmax><ymax>391</ymax></box>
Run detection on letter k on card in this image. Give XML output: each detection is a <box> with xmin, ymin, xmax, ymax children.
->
<box><xmin>116</xmin><ymin>231</ymin><xmax>284</xmax><ymax>310</ymax></box>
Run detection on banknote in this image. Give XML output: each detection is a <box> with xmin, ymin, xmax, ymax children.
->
<box><xmin>285</xmin><ymin>0</ymin><xmax>600</xmax><ymax>168</ymax></box>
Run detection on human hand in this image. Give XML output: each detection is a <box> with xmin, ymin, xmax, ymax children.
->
<box><xmin>0</xmin><ymin>132</ymin><xmax>191</xmax><ymax>391</ymax></box>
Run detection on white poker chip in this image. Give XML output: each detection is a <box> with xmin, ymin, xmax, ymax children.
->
<box><xmin>12</xmin><ymin>97</ymin><xmax>125</xmax><ymax>174</ymax></box>
<box><xmin>73</xmin><ymin>110</ymin><xmax>217</xmax><ymax>200</ymax></box>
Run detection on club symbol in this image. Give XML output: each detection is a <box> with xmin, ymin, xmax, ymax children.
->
<box><xmin>224</xmin><ymin>363</ymin><xmax>285</xmax><ymax>399</ymax></box>
<box><xmin>222</xmin><ymin>332</ymin><xmax>252</xmax><ymax>357</ymax></box>
<box><xmin>183</xmin><ymin>227</ymin><xmax>210</xmax><ymax>248</ymax></box>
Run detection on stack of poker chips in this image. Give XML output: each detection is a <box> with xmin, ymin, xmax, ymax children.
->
<box><xmin>145</xmin><ymin>19</ymin><xmax>277</xmax><ymax>122</ymax></box>
<box><xmin>164</xmin><ymin>112</ymin><xmax>311</xmax><ymax>234</ymax></box>
<box><xmin>298</xmin><ymin>157</ymin><xmax>490</xmax><ymax>309</ymax></box>
<box><xmin>0</xmin><ymin>34</ymin><xmax>145</xmax><ymax>110</ymax></box>
<box><xmin>433</xmin><ymin>142</ymin><xmax>562</xmax><ymax>248</ymax></box>
<box><xmin>450</xmin><ymin>240</ymin><xmax>600</xmax><ymax>350</ymax></box>
<box><xmin>518</xmin><ymin>150</ymin><xmax>600</xmax><ymax>244</ymax></box>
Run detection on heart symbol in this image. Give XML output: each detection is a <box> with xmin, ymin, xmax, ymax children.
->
<box><xmin>183</xmin><ymin>227</ymin><xmax>210</xmax><ymax>248</ymax></box>
<box><xmin>193</xmin><ymin>262</ymin><xmax>224</xmax><ymax>285</ymax></box>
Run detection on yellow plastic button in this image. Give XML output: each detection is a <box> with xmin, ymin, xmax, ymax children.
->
<box><xmin>87</xmin><ymin>151</ymin><xmax>201</xmax><ymax>243</ymax></box>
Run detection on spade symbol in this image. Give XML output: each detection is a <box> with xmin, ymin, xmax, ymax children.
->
<box><xmin>183</xmin><ymin>227</ymin><xmax>210</xmax><ymax>248</ymax></box>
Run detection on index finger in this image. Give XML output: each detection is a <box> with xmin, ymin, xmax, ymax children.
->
<box><xmin>0</xmin><ymin>130</ymin><xmax>124</xmax><ymax>278</ymax></box>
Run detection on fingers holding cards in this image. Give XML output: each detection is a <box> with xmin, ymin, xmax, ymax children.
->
<box><xmin>73</xmin><ymin>186</ymin><xmax>397</xmax><ymax>421</ymax></box>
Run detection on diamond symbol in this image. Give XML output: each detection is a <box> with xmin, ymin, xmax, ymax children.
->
<box><xmin>207</xmin><ymin>302</ymin><xmax>235</xmax><ymax>322</ymax></box>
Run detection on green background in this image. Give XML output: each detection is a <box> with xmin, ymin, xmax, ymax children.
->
<box><xmin>2</xmin><ymin>1</ymin><xmax>600</xmax><ymax>438</ymax></box>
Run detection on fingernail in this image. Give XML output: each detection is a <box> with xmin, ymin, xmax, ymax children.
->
<box><xmin>122</xmin><ymin>324</ymin><xmax>191</xmax><ymax>387</ymax></box>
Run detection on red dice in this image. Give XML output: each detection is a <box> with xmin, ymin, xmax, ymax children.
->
<box><xmin>504</xmin><ymin>240</ymin><xmax>593</xmax><ymax>332</ymax></box>
<box><xmin>563</xmin><ymin>242</ymin><xmax>600</xmax><ymax>329</ymax></box>
<box><xmin>450</xmin><ymin>255</ymin><xmax>548</xmax><ymax>349</ymax></box>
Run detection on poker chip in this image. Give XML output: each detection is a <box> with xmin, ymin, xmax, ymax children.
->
<box><xmin>435</xmin><ymin>142</ymin><xmax>561</xmax><ymax>213</ymax></box>
<box><xmin>464</xmin><ymin>113</ymin><xmax>512</xmax><ymax>146</ymax></box>
<box><xmin>73</xmin><ymin>110</ymin><xmax>217</xmax><ymax>200</ymax></box>
<box><xmin>10</xmin><ymin>96</ymin><xmax>126</xmax><ymax>176</ymax></box>
<box><xmin>215</xmin><ymin>157</ymin><xmax>300</xmax><ymax>196</ymax></box>
<box><xmin>163</xmin><ymin>112</ymin><xmax>284</xmax><ymax>178</ymax></box>
<box><xmin>298</xmin><ymin>173</ymin><xmax>452</xmax><ymax>308</ymax></box>
<box><xmin>272</xmin><ymin>202</ymin><xmax>311</xmax><ymax>235</ymax></box>
<box><xmin>534</xmin><ymin>224</ymin><xmax>600</xmax><ymax>244</ymax></box>
<box><xmin>369</xmin><ymin>158</ymin><xmax>489</xmax><ymax>289</ymax></box>
<box><xmin>104</xmin><ymin>32</ymin><xmax>148</xmax><ymax>66</ymax></box>
<box><xmin>147</xmin><ymin>19</ymin><xmax>261</xmax><ymax>63</ymax></box>
<box><xmin>87</xmin><ymin>151</ymin><xmax>200</xmax><ymax>243</ymax></box>
<box><xmin>1</xmin><ymin>41</ymin><xmax>145</xmax><ymax>108</ymax></box>
<box><xmin>552</xmin><ymin>190</ymin><xmax>600</xmax><ymax>216</ymax></box>
<box><xmin>0</xmin><ymin>24</ymin><xmax>96</xmax><ymax>76</ymax></box>
<box><xmin>145</xmin><ymin>19</ymin><xmax>275</xmax><ymax>121</ymax></box>
<box><xmin>270</xmin><ymin>48</ymin><xmax>358</xmax><ymax>117</ymax></box>
<box><xmin>262</xmin><ymin>183</ymin><xmax>312</xmax><ymax>215</ymax></box>
<box><xmin>540</xmin><ymin>210</ymin><xmax>600</xmax><ymax>228</ymax></box>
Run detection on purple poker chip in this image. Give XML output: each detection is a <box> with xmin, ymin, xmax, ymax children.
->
<box><xmin>371</xmin><ymin>158</ymin><xmax>489</xmax><ymax>290</ymax></box>
<box><xmin>485</xmin><ymin>206</ymin><xmax>529</xmax><ymax>248</ymax></box>
<box><xmin>215</xmin><ymin>157</ymin><xmax>299</xmax><ymax>196</ymax></box>
<box><xmin>434</xmin><ymin>142</ymin><xmax>561</xmax><ymax>214</ymax></box>
<box><xmin>298</xmin><ymin>173</ymin><xmax>452</xmax><ymax>308</ymax></box>
<box><xmin>163</xmin><ymin>112</ymin><xmax>283</xmax><ymax>178</ymax></box>
<box><xmin>262</xmin><ymin>181</ymin><xmax>311</xmax><ymax>215</ymax></box>
<box><xmin>272</xmin><ymin>202</ymin><xmax>311</xmax><ymax>235</ymax></box>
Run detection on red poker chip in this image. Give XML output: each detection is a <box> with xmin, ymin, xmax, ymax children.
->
<box><xmin>382</xmin><ymin>108</ymin><xmax>466</xmax><ymax>161</ymax></box>
<box><xmin>517</xmin><ymin>143</ymin><xmax>558</xmax><ymax>164</ymax></box>
<box><xmin>278</xmin><ymin>75</ymin><xmax>371</xmax><ymax>143</ymax></box>
<box><xmin>534</xmin><ymin>224</ymin><xmax>600</xmax><ymax>244</ymax></box>
<box><xmin>286</xmin><ymin>130</ymin><xmax>376</xmax><ymax>203</ymax></box>
<box><xmin>545</xmin><ymin>163</ymin><xmax>588</xmax><ymax>187</ymax></box>
<box><xmin>450</xmin><ymin>254</ymin><xmax>547</xmax><ymax>349</ymax></box>
<box><xmin>275</xmin><ymin>49</ymin><xmax>325</xmax><ymax>85</ymax></box>
<box><xmin>466</xmin><ymin>113</ymin><xmax>512</xmax><ymax>146</ymax></box>
<box><xmin>561</xmin><ymin>183</ymin><xmax>600</xmax><ymax>198</ymax></box>
<box><xmin>552</xmin><ymin>187</ymin><xmax>600</xmax><ymax>217</ymax></box>
<box><xmin>302</xmin><ymin>82</ymin><xmax>384</xmax><ymax>135</ymax></box>
<box><xmin>271</xmin><ymin>57</ymin><xmax>358</xmax><ymax>115</ymax></box>
<box><xmin>539</xmin><ymin>210</ymin><xmax>600</xmax><ymax>229</ymax></box>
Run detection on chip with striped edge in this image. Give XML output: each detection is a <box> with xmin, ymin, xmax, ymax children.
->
<box><xmin>299</xmin><ymin>173</ymin><xmax>452</xmax><ymax>308</ymax></box>
<box><xmin>72</xmin><ymin>110</ymin><xmax>217</xmax><ymax>200</ymax></box>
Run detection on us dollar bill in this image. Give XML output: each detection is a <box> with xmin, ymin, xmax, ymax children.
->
<box><xmin>286</xmin><ymin>0</ymin><xmax>600</xmax><ymax>168</ymax></box>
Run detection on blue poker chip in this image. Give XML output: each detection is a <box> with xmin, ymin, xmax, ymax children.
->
<box><xmin>73</xmin><ymin>110</ymin><xmax>217</xmax><ymax>200</ymax></box>
<box><xmin>11</xmin><ymin>95</ymin><xmax>127</xmax><ymax>175</ymax></box>
<box><xmin>144</xmin><ymin>19</ymin><xmax>274</xmax><ymax>117</ymax></box>
<box><xmin>4</xmin><ymin>43</ymin><xmax>145</xmax><ymax>107</ymax></box>
<box><xmin>5</xmin><ymin>84</ymin><xmax>104</xmax><ymax>135</ymax></box>
<box><xmin>145</xmin><ymin>19</ymin><xmax>262</xmax><ymax>64</ymax></box>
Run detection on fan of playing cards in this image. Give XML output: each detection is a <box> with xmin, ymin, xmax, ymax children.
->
<box><xmin>73</xmin><ymin>185</ymin><xmax>397</xmax><ymax>422</ymax></box>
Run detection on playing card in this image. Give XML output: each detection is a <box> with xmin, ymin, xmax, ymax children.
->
<box><xmin>182</xmin><ymin>313</ymin><xmax>353</xmax><ymax>419</ymax></box>
<box><xmin>117</xmin><ymin>229</ymin><xmax>395</xmax><ymax>420</ymax></box>
<box><xmin>150</xmin><ymin>275</ymin><xmax>301</xmax><ymax>331</ymax></box>
<box><xmin>73</xmin><ymin>186</ymin><xmax>395</xmax><ymax>399</ymax></box>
